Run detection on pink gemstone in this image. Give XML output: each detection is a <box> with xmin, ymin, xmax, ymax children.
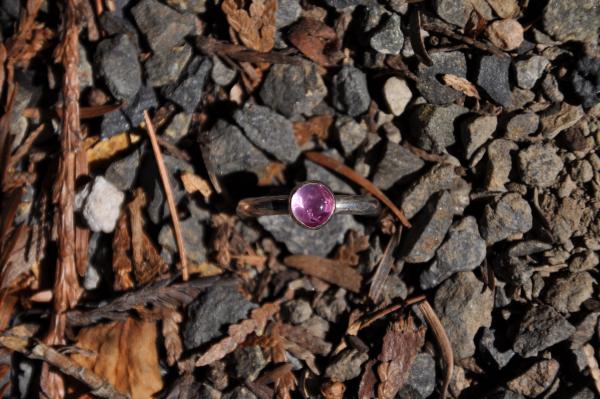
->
<box><xmin>290</xmin><ymin>182</ymin><xmax>336</xmax><ymax>228</ymax></box>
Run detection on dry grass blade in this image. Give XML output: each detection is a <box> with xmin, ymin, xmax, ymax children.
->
<box><xmin>0</xmin><ymin>333</ymin><xmax>128</xmax><ymax>399</ymax></box>
<box><xmin>304</xmin><ymin>151</ymin><xmax>411</xmax><ymax>227</ymax></box>
<box><xmin>67</xmin><ymin>276</ymin><xmax>236</xmax><ymax>326</ymax></box>
<box><xmin>143</xmin><ymin>110</ymin><xmax>189</xmax><ymax>281</ymax></box>
<box><xmin>369</xmin><ymin>227</ymin><xmax>401</xmax><ymax>303</ymax></box>
<box><xmin>195</xmin><ymin>301</ymin><xmax>280</xmax><ymax>367</ymax></box>
<box><xmin>418</xmin><ymin>300</ymin><xmax>453</xmax><ymax>399</ymax></box>
<box><xmin>409</xmin><ymin>9</ymin><xmax>433</xmax><ymax>66</ymax></box>
<box><xmin>284</xmin><ymin>255</ymin><xmax>362</xmax><ymax>293</ymax></box>
<box><xmin>442</xmin><ymin>74</ymin><xmax>480</xmax><ymax>99</ymax></box>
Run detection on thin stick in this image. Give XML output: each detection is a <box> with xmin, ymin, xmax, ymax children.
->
<box><xmin>418</xmin><ymin>300</ymin><xmax>453</xmax><ymax>399</ymax></box>
<box><xmin>0</xmin><ymin>334</ymin><xmax>129</xmax><ymax>399</ymax></box>
<box><xmin>143</xmin><ymin>110</ymin><xmax>189</xmax><ymax>281</ymax></box>
<box><xmin>422</xmin><ymin>22</ymin><xmax>506</xmax><ymax>58</ymax></box>
<box><xmin>304</xmin><ymin>151</ymin><xmax>411</xmax><ymax>227</ymax></box>
<box><xmin>368</xmin><ymin>226</ymin><xmax>401</xmax><ymax>302</ymax></box>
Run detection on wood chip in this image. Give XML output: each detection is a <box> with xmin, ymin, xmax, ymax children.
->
<box><xmin>442</xmin><ymin>74</ymin><xmax>480</xmax><ymax>99</ymax></box>
<box><xmin>284</xmin><ymin>255</ymin><xmax>362</xmax><ymax>293</ymax></box>
<box><xmin>181</xmin><ymin>171</ymin><xmax>213</xmax><ymax>202</ymax></box>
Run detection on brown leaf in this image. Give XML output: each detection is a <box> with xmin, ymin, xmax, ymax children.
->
<box><xmin>376</xmin><ymin>316</ymin><xmax>425</xmax><ymax>399</ymax></box>
<box><xmin>195</xmin><ymin>301</ymin><xmax>280</xmax><ymax>367</ymax></box>
<box><xmin>162</xmin><ymin>310</ymin><xmax>183</xmax><ymax>366</ymax></box>
<box><xmin>288</xmin><ymin>18</ymin><xmax>343</xmax><ymax>66</ymax></box>
<box><xmin>442</xmin><ymin>74</ymin><xmax>480</xmax><ymax>99</ymax></box>
<box><xmin>293</xmin><ymin>114</ymin><xmax>333</xmax><ymax>146</ymax></box>
<box><xmin>180</xmin><ymin>171</ymin><xmax>213</xmax><ymax>202</ymax></box>
<box><xmin>222</xmin><ymin>0</ymin><xmax>277</xmax><ymax>52</ymax></box>
<box><xmin>71</xmin><ymin>318</ymin><xmax>163</xmax><ymax>399</ymax></box>
<box><xmin>304</xmin><ymin>151</ymin><xmax>410</xmax><ymax>228</ymax></box>
<box><xmin>112</xmin><ymin>213</ymin><xmax>134</xmax><ymax>291</ymax></box>
<box><xmin>284</xmin><ymin>255</ymin><xmax>363</xmax><ymax>293</ymax></box>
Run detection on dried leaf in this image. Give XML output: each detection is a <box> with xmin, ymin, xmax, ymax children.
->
<box><xmin>162</xmin><ymin>310</ymin><xmax>183</xmax><ymax>366</ymax></box>
<box><xmin>288</xmin><ymin>18</ymin><xmax>343</xmax><ymax>66</ymax></box>
<box><xmin>221</xmin><ymin>0</ymin><xmax>277</xmax><ymax>52</ymax></box>
<box><xmin>376</xmin><ymin>316</ymin><xmax>425</xmax><ymax>399</ymax></box>
<box><xmin>85</xmin><ymin>133</ymin><xmax>141</xmax><ymax>164</ymax></box>
<box><xmin>336</xmin><ymin>230</ymin><xmax>370</xmax><ymax>267</ymax></box>
<box><xmin>71</xmin><ymin>318</ymin><xmax>163</xmax><ymax>399</ymax></box>
<box><xmin>284</xmin><ymin>255</ymin><xmax>363</xmax><ymax>293</ymax></box>
<box><xmin>304</xmin><ymin>151</ymin><xmax>410</xmax><ymax>228</ymax></box>
<box><xmin>195</xmin><ymin>301</ymin><xmax>280</xmax><ymax>367</ymax></box>
<box><xmin>418</xmin><ymin>300</ymin><xmax>453</xmax><ymax>399</ymax></box>
<box><xmin>442</xmin><ymin>74</ymin><xmax>480</xmax><ymax>99</ymax></box>
<box><xmin>180</xmin><ymin>171</ymin><xmax>213</xmax><ymax>202</ymax></box>
<box><xmin>293</xmin><ymin>114</ymin><xmax>333</xmax><ymax>146</ymax></box>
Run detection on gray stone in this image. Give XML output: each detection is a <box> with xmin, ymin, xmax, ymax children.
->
<box><xmin>323</xmin><ymin>0</ymin><xmax>369</xmax><ymax>9</ymax></box>
<box><xmin>325</xmin><ymin>348</ymin><xmax>369</xmax><ymax>382</ymax></box>
<box><xmin>98</xmin><ymin>13</ymin><xmax>138</xmax><ymax>39</ymax></box>
<box><xmin>165</xmin><ymin>0</ymin><xmax>206</xmax><ymax>13</ymax></box>
<box><xmin>372</xmin><ymin>142</ymin><xmax>425</xmax><ymax>190</ymax></box>
<box><xmin>369</xmin><ymin>14</ymin><xmax>404</xmax><ymax>55</ymax></box>
<box><xmin>514</xmin><ymin>55</ymin><xmax>549</xmax><ymax>89</ymax></box>
<box><xmin>164</xmin><ymin>112</ymin><xmax>192</xmax><ymax>142</ymax></box>
<box><xmin>434</xmin><ymin>0</ymin><xmax>472</xmax><ymax>26</ymax></box>
<box><xmin>258</xmin><ymin>214</ymin><xmax>360</xmax><ymax>257</ymax></box>
<box><xmin>204</xmin><ymin>119</ymin><xmax>270</xmax><ymax>179</ymax></box>
<box><xmin>569</xmin><ymin>251</ymin><xmax>599</xmax><ymax>272</ymax></box>
<box><xmin>540</xmin><ymin>103</ymin><xmax>584</xmax><ymax>139</ymax></box>
<box><xmin>504</xmin><ymin>112</ymin><xmax>539</xmax><ymax>141</ymax></box>
<box><xmin>460</xmin><ymin>115</ymin><xmax>497</xmax><ymax>160</ymax></box>
<box><xmin>398</xmin><ymin>353</ymin><xmax>436</xmax><ymax>399</ymax></box>
<box><xmin>131</xmin><ymin>0</ymin><xmax>195</xmax><ymax>54</ymax></box>
<box><xmin>508</xmin><ymin>240</ymin><xmax>552</xmax><ymax>257</ymax></box>
<box><xmin>420</xmin><ymin>217</ymin><xmax>486</xmax><ymax>289</ymax></box>
<box><xmin>211</xmin><ymin>56</ymin><xmax>237</xmax><ymax>86</ymax></box>
<box><xmin>477</xmin><ymin>55</ymin><xmax>512</xmax><ymax>107</ymax></box>
<box><xmin>223</xmin><ymin>386</ymin><xmax>257</xmax><ymax>399</ymax></box>
<box><xmin>260</xmin><ymin>63</ymin><xmax>327</xmax><ymax>117</ymax></box>
<box><xmin>410</xmin><ymin>103</ymin><xmax>468</xmax><ymax>153</ymax></box>
<box><xmin>507</xmin><ymin>359</ymin><xmax>559</xmax><ymax>397</ymax></box>
<box><xmin>478</xmin><ymin>328</ymin><xmax>514</xmax><ymax>369</ymax></box>
<box><xmin>570</xmin><ymin>312</ymin><xmax>600</xmax><ymax>349</ymax></box>
<box><xmin>140</xmin><ymin>153</ymin><xmax>194</xmax><ymax>224</ymax></box>
<box><xmin>479</xmin><ymin>193</ymin><xmax>532</xmax><ymax>245</ymax></box>
<box><xmin>314</xmin><ymin>289</ymin><xmax>348</xmax><ymax>323</ymax></box>
<box><xmin>282</xmin><ymin>299</ymin><xmax>313</xmax><ymax>324</ymax></box>
<box><xmin>543</xmin><ymin>0</ymin><xmax>600</xmax><ymax>45</ymax></box>
<box><xmin>159</xmin><ymin>216</ymin><xmax>207</xmax><ymax>264</ymax></box>
<box><xmin>95</xmin><ymin>34</ymin><xmax>142</xmax><ymax>100</ymax></box>
<box><xmin>276</xmin><ymin>0</ymin><xmax>301</xmax><ymax>28</ymax></box>
<box><xmin>184</xmin><ymin>284</ymin><xmax>256</xmax><ymax>350</ymax></box>
<box><xmin>233</xmin><ymin>103</ymin><xmax>300</xmax><ymax>163</ymax></box>
<box><xmin>434</xmin><ymin>271</ymin><xmax>493</xmax><ymax>360</ymax></box>
<box><xmin>417</xmin><ymin>51</ymin><xmax>467</xmax><ymax>105</ymax></box>
<box><xmin>335</xmin><ymin>117</ymin><xmax>368</xmax><ymax>155</ymax></box>
<box><xmin>77</xmin><ymin>176</ymin><xmax>125</xmax><ymax>233</ymax></box>
<box><xmin>332</xmin><ymin>65</ymin><xmax>371</xmax><ymax>117</ymax></box>
<box><xmin>101</xmin><ymin>85</ymin><xmax>158</xmax><ymax>138</ymax></box>
<box><xmin>541</xmin><ymin>73</ymin><xmax>564</xmax><ymax>103</ymax></box>
<box><xmin>105</xmin><ymin>147</ymin><xmax>143</xmax><ymax>191</ymax></box>
<box><xmin>78</xmin><ymin>44</ymin><xmax>94</xmax><ymax>91</ymax></box>
<box><xmin>512</xmin><ymin>304</ymin><xmax>575</xmax><ymax>357</ymax></box>
<box><xmin>145</xmin><ymin>43</ymin><xmax>192</xmax><ymax>87</ymax></box>
<box><xmin>485</xmin><ymin>139</ymin><xmax>517</xmax><ymax>191</ymax></box>
<box><xmin>232</xmin><ymin>346</ymin><xmax>267</xmax><ymax>382</ymax></box>
<box><xmin>517</xmin><ymin>143</ymin><xmax>563</xmax><ymax>188</ymax></box>
<box><xmin>400</xmin><ymin>163</ymin><xmax>466</xmax><ymax>219</ymax></box>
<box><xmin>305</xmin><ymin>156</ymin><xmax>355</xmax><ymax>194</ymax></box>
<box><xmin>162</xmin><ymin>57</ymin><xmax>213</xmax><ymax>113</ymax></box>
<box><xmin>402</xmin><ymin>191</ymin><xmax>454</xmax><ymax>264</ymax></box>
<box><xmin>542</xmin><ymin>272</ymin><xmax>594</xmax><ymax>313</ymax></box>
<box><xmin>383</xmin><ymin>77</ymin><xmax>412</xmax><ymax>116</ymax></box>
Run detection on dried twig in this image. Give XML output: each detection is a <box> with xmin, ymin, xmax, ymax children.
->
<box><xmin>67</xmin><ymin>276</ymin><xmax>236</xmax><ymax>326</ymax></box>
<box><xmin>0</xmin><ymin>333</ymin><xmax>128</xmax><ymax>399</ymax></box>
<box><xmin>196</xmin><ymin>36</ymin><xmax>303</xmax><ymax>66</ymax></box>
<box><xmin>143</xmin><ymin>110</ymin><xmax>189</xmax><ymax>281</ymax></box>
<box><xmin>369</xmin><ymin>227</ymin><xmax>401</xmax><ymax>303</ymax></box>
<box><xmin>284</xmin><ymin>255</ymin><xmax>362</xmax><ymax>293</ymax></box>
<box><xmin>409</xmin><ymin>8</ymin><xmax>433</xmax><ymax>66</ymax></box>
<box><xmin>304</xmin><ymin>151</ymin><xmax>411</xmax><ymax>227</ymax></box>
<box><xmin>418</xmin><ymin>300</ymin><xmax>453</xmax><ymax>399</ymax></box>
<box><xmin>422</xmin><ymin>21</ymin><xmax>506</xmax><ymax>58</ymax></box>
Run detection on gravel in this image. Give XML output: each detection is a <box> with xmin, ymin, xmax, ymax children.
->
<box><xmin>460</xmin><ymin>115</ymin><xmax>497</xmax><ymax>160</ymax></box>
<box><xmin>372</xmin><ymin>142</ymin><xmax>425</xmax><ymax>190</ymax></box>
<box><xmin>231</xmin><ymin>346</ymin><xmax>267</xmax><ymax>382</ymax></box>
<box><xmin>159</xmin><ymin>215</ymin><xmax>207</xmax><ymax>264</ymax></box>
<box><xmin>504</xmin><ymin>112</ymin><xmax>539</xmax><ymax>141</ymax></box>
<box><xmin>477</xmin><ymin>55</ymin><xmax>512</xmax><ymax>107</ymax></box>
<box><xmin>383</xmin><ymin>77</ymin><xmax>412</xmax><ymax>116</ymax></box>
<box><xmin>485</xmin><ymin>139</ymin><xmax>517</xmax><ymax>191</ymax></box>
<box><xmin>514</xmin><ymin>55</ymin><xmax>549</xmax><ymax>90</ymax></box>
<box><xmin>541</xmin><ymin>272</ymin><xmax>594</xmax><ymax>313</ymax></box>
<box><xmin>542</xmin><ymin>0</ymin><xmax>600</xmax><ymax>45</ymax></box>
<box><xmin>76</xmin><ymin>176</ymin><xmax>125</xmax><ymax>233</ymax></box>
<box><xmin>410</xmin><ymin>103</ymin><xmax>468</xmax><ymax>153</ymax></box>
<box><xmin>369</xmin><ymin>14</ymin><xmax>404</xmax><ymax>55</ymax></box>
<box><xmin>145</xmin><ymin>43</ymin><xmax>192</xmax><ymax>87</ymax></box>
<box><xmin>104</xmin><ymin>147</ymin><xmax>143</xmax><ymax>191</ymax></box>
<box><xmin>507</xmin><ymin>359</ymin><xmax>559</xmax><ymax>397</ymax></box>
<box><xmin>398</xmin><ymin>353</ymin><xmax>436</xmax><ymax>399</ymax></box>
<box><xmin>331</xmin><ymin>65</ymin><xmax>371</xmax><ymax>117</ymax></box>
<box><xmin>162</xmin><ymin>57</ymin><xmax>213</xmax><ymax>113</ymax></box>
<box><xmin>433</xmin><ymin>0</ymin><xmax>471</xmax><ymax>27</ymax></box>
<box><xmin>417</xmin><ymin>51</ymin><xmax>467</xmax><ymax>105</ymax></box>
<box><xmin>95</xmin><ymin>34</ymin><xmax>142</xmax><ymax>100</ymax></box>
<box><xmin>335</xmin><ymin>117</ymin><xmax>368</xmax><ymax>155</ymax></box>
<box><xmin>485</xmin><ymin>19</ymin><xmax>524</xmax><ymax>51</ymax></box>
<box><xmin>479</xmin><ymin>193</ymin><xmax>533</xmax><ymax>245</ymax></box>
<box><xmin>325</xmin><ymin>348</ymin><xmax>369</xmax><ymax>382</ymax></box>
<box><xmin>517</xmin><ymin>143</ymin><xmax>563</xmax><ymax>188</ymax></box>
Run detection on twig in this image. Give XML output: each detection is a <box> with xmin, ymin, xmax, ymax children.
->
<box><xmin>409</xmin><ymin>8</ymin><xmax>433</xmax><ymax>66</ymax></box>
<box><xmin>143</xmin><ymin>110</ymin><xmax>189</xmax><ymax>281</ymax></box>
<box><xmin>368</xmin><ymin>227</ymin><xmax>401</xmax><ymax>303</ymax></box>
<box><xmin>422</xmin><ymin>21</ymin><xmax>506</xmax><ymax>58</ymax></box>
<box><xmin>418</xmin><ymin>300</ymin><xmax>453</xmax><ymax>399</ymax></box>
<box><xmin>66</xmin><ymin>276</ymin><xmax>237</xmax><ymax>326</ymax></box>
<box><xmin>195</xmin><ymin>36</ymin><xmax>304</xmax><ymax>66</ymax></box>
<box><xmin>0</xmin><ymin>334</ymin><xmax>129</xmax><ymax>399</ymax></box>
<box><xmin>304</xmin><ymin>151</ymin><xmax>411</xmax><ymax>227</ymax></box>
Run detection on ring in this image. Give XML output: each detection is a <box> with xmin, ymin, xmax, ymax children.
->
<box><xmin>236</xmin><ymin>181</ymin><xmax>381</xmax><ymax>229</ymax></box>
